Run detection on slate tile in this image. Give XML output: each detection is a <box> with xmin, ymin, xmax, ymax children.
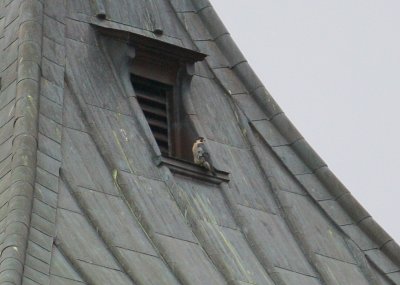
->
<box><xmin>119</xmin><ymin>173</ymin><xmax>197</xmax><ymax>243</ymax></box>
<box><xmin>84</xmin><ymin>106</ymin><xmax>162</xmax><ymax>177</ymax></box>
<box><xmin>29</xmin><ymin>228</ymin><xmax>54</xmax><ymax>252</ymax></box>
<box><xmin>39</xmin><ymin>114</ymin><xmax>62</xmax><ymax>144</ymax></box>
<box><xmin>103</xmin><ymin>0</ymin><xmax>190</xmax><ymax>45</ymax></box>
<box><xmin>212</xmin><ymin>68</ymin><xmax>247</xmax><ymax>95</ymax></box>
<box><xmin>75</xmin><ymin>187</ymin><xmax>157</xmax><ymax>255</ymax></box>
<box><xmin>66</xmin><ymin>0</ymin><xmax>91</xmax><ymax>17</ymax></box>
<box><xmin>237</xmin><ymin>205</ymin><xmax>317</xmax><ymax>277</ymax></box>
<box><xmin>0</xmin><ymin>137</ymin><xmax>12</xmax><ymax>163</ymax></box>
<box><xmin>43</xmin><ymin>15</ymin><xmax>65</xmax><ymax>45</ymax></box>
<box><xmin>24</xmin><ymin>266</ymin><xmax>49</xmax><ymax>285</ymax></box>
<box><xmin>271</xmin><ymin>268</ymin><xmax>322</xmax><ymax>285</ymax></box>
<box><xmin>233</xmin><ymin>62</ymin><xmax>263</xmax><ymax>92</ymax></box>
<box><xmin>0</xmin><ymin>171</ymin><xmax>11</xmax><ymax>195</ymax></box>
<box><xmin>1</xmin><ymin>39</ymin><xmax>18</xmax><ymax>72</ymax></box>
<box><xmin>319</xmin><ymin>200</ymin><xmax>353</xmax><ymax>226</ymax></box>
<box><xmin>0</xmin><ymin>80</ymin><xmax>16</xmax><ymax>109</ymax></box>
<box><xmin>36</xmin><ymin>167</ymin><xmax>59</xmax><ymax>194</ymax></box>
<box><xmin>19</xmin><ymin>41</ymin><xmax>41</xmax><ymax>65</ymax></box>
<box><xmin>278</xmin><ymin>191</ymin><xmax>356</xmax><ymax>264</ymax></box>
<box><xmin>178</xmin><ymin>12</ymin><xmax>212</xmax><ymax>40</ymax></box>
<box><xmin>0</xmin><ymin>154</ymin><xmax>11</xmax><ymax>179</ymax></box>
<box><xmin>38</xmin><ymin>136</ymin><xmax>62</xmax><ymax>163</ymax></box>
<box><xmin>387</xmin><ymin>272</ymin><xmax>400</xmax><ymax>284</ymax></box>
<box><xmin>58</xmin><ymin>179</ymin><xmax>82</xmax><ymax>214</ymax></box>
<box><xmin>251</xmin><ymin>139</ymin><xmax>309</xmax><ymax>197</ymax></box>
<box><xmin>195</xmin><ymin>40</ymin><xmax>230</xmax><ymax>68</ymax></box>
<box><xmin>194</xmin><ymin>61</ymin><xmax>214</xmax><ymax>79</ymax></box>
<box><xmin>215</xmin><ymin>34</ymin><xmax>246</xmax><ymax>66</ymax></box>
<box><xmin>207</xmin><ymin>142</ymin><xmax>277</xmax><ymax>213</ymax></box>
<box><xmin>50</xmin><ymin>275</ymin><xmax>85</xmax><ymax>285</ymax></box>
<box><xmin>195</xmin><ymin>220</ymin><xmax>274</xmax><ymax>285</ymax></box>
<box><xmin>50</xmin><ymin>247</ymin><xmax>84</xmax><ymax>282</ymax></box>
<box><xmin>62</xmin><ymin>85</ymin><xmax>88</xmax><ymax>132</ymax></box>
<box><xmin>169</xmin><ymin>0</ymin><xmax>196</xmax><ymax>12</ymax></box>
<box><xmin>1</xmin><ymin>60</ymin><xmax>17</xmax><ymax>89</ymax></box>
<box><xmin>365</xmin><ymin>249</ymin><xmax>399</xmax><ymax>274</ymax></box>
<box><xmin>172</xmin><ymin>176</ymin><xmax>238</xmax><ymax>229</ymax></box>
<box><xmin>197</xmin><ymin>6</ymin><xmax>228</xmax><ymax>37</ymax></box>
<box><xmin>341</xmin><ymin>224</ymin><xmax>377</xmax><ymax>251</ymax></box>
<box><xmin>56</xmin><ymin>209</ymin><xmax>121</xmax><ymax>270</ymax></box>
<box><xmin>0</xmin><ymin>196</ymin><xmax>9</xmax><ymax>221</ymax></box>
<box><xmin>338</xmin><ymin>194</ymin><xmax>370</xmax><ymax>223</ymax></box>
<box><xmin>292</xmin><ymin>139</ymin><xmax>326</xmax><ymax>172</ymax></box>
<box><xmin>0</xmin><ymin>17</ymin><xmax>4</xmax><ymax>37</ymax></box>
<box><xmin>115</xmin><ymin>248</ymin><xmax>180</xmax><ymax>285</ymax></box>
<box><xmin>155</xmin><ymin>233</ymin><xmax>227</xmax><ymax>285</ymax></box>
<box><xmin>252</xmin><ymin>119</ymin><xmax>287</xmax><ymax>147</ymax></box>
<box><xmin>62</xmin><ymin>128</ymin><xmax>120</xmax><ymax>196</ymax></box>
<box><xmin>42</xmin><ymin>57</ymin><xmax>65</xmax><ymax>87</ymax></box>
<box><xmin>44</xmin><ymin>0</ymin><xmax>66</xmax><ymax>23</ymax></box>
<box><xmin>314</xmin><ymin>166</ymin><xmax>349</xmax><ymax>198</ymax></box>
<box><xmin>23</xmin><ymin>276</ymin><xmax>44</xmax><ymax>285</ymax></box>
<box><xmin>315</xmin><ymin>254</ymin><xmax>370</xmax><ymax>285</ymax></box>
<box><xmin>19</xmin><ymin>0</ymin><xmax>42</xmax><ymax>23</ymax></box>
<box><xmin>19</xmin><ymin>19</ymin><xmax>42</xmax><ymax>44</ymax></box>
<box><xmin>43</xmin><ymin>37</ymin><xmax>66</xmax><ymax>67</ymax></box>
<box><xmin>253</xmin><ymin>88</ymin><xmax>282</xmax><ymax>121</ymax></box>
<box><xmin>272</xmin><ymin>145</ymin><xmax>312</xmax><ymax>175</ymax></box>
<box><xmin>233</xmin><ymin>94</ymin><xmax>268</xmax><ymax>121</ymax></box>
<box><xmin>294</xmin><ymin>173</ymin><xmax>333</xmax><ymax>201</ymax></box>
<box><xmin>41</xmin><ymin>78</ymin><xmax>63</xmax><ymax>106</ymax></box>
<box><xmin>25</xmin><ymin>254</ymin><xmax>50</xmax><ymax>275</ymax></box>
<box><xmin>77</xmin><ymin>261</ymin><xmax>131</xmax><ymax>285</ymax></box>
<box><xmin>37</xmin><ymin>152</ymin><xmax>60</xmax><ymax>181</ymax></box>
<box><xmin>40</xmin><ymin>95</ymin><xmax>62</xmax><ymax>124</ymax></box>
<box><xmin>18</xmin><ymin>59</ymin><xmax>40</xmax><ymax>82</ymax></box>
<box><xmin>190</xmin><ymin>76</ymin><xmax>247</xmax><ymax>148</ymax></box>
<box><xmin>31</xmin><ymin>210</ymin><xmax>55</xmax><ymax>234</ymax></box>
<box><xmin>65</xmin><ymin>18</ymin><xmax>97</xmax><ymax>45</ymax></box>
<box><xmin>65</xmin><ymin>40</ymin><xmax>132</xmax><ymax>115</ymax></box>
<box><xmin>27</xmin><ymin>241</ymin><xmax>52</xmax><ymax>265</ymax></box>
<box><xmin>4</xmin><ymin>0</ymin><xmax>19</xmax><ymax>27</ymax></box>
<box><xmin>32</xmin><ymin>198</ymin><xmax>57</xmax><ymax>224</ymax></box>
<box><xmin>2</xmin><ymin>17</ymin><xmax>18</xmax><ymax>50</ymax></box>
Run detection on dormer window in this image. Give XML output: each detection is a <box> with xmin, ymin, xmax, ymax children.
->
<box><xmin>127</xmin><ymin>36</ymin><xmax>205</xmax><ymax>161</ymax></box>
<box><xmin>93</xmin><ymin>23</ymin><xmax>229</xmax><ymax>183</ymax></box>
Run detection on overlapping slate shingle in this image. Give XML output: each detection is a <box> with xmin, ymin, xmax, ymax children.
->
<box><xmin>0</xmin><ymin>0</ymin><xmax>398</xmax><ymax>284</ymax></box>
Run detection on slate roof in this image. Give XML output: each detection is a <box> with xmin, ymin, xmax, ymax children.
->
<box><xmin>0</xmin><ymin>0</ymin><xmax>399</xmax><ymax>284</ymax></box>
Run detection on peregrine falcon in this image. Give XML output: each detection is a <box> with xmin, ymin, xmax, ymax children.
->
<box><xmin>192</xmin><ymin>137</ymin><xmax>216</xmax><ymax>175</ymax></box>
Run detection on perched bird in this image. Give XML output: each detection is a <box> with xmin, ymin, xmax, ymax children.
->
<box><xmin>192</xmin><ymin>137</ymin><xmax>216</xmax><ymax>175</ymax></box>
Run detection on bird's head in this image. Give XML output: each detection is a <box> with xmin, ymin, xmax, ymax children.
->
<box><xmin>196</xmin><ymin>136</ymin><xmax>205</xmax><ymax>143</ymax></box>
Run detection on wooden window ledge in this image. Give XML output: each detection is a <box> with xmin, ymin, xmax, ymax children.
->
<box><xmin>154</xmin><ymin>156</ymin><xmax>230</xmax><ymax>184</ymax></box>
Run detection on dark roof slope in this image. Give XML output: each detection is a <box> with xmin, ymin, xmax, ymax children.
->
<box><xmin>0</xmin><ymin>0</ymin><xmax>398</xmax><ymax>284</ymax></box>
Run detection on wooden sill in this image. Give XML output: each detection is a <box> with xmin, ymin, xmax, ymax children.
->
<box><xmin>154</xmin><ymin>156</ymin><xmax>230</xmax><ymax>184</ymax></box>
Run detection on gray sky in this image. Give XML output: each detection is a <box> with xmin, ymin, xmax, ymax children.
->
<box><xmin>210</xmin><ymin>1</ymin><xmax>400</xmax><ymax>243</ymax></box>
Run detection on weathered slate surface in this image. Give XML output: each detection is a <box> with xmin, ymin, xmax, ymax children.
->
<box><xmin>272</xmin><ymin>268</ymin><xmax>321</xmax><ymax>285</ymax></box>
<box><xmin>237</xmin><ymin>204</ymin><xmax>318</xmax><ymax>277</ymax></box>
<box><xmin>172</xmin><ymin>177</ymin><xmax>274</xmax><ymax>284</ymax></box>
<box><xmin>0</xmin><ymin>0</ymin><xmax>398</xmax><ymax>284</ymax></box>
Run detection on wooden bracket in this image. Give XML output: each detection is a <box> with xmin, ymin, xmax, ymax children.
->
<box><xmin>90</xmin><ymin>0</ymin><xmax>106</xmax><ymax>19</ymax></box>
<box><xmin>155</xmin><ymin>156</ymin><xmax>230</xmax><ymax>184</ymax></box>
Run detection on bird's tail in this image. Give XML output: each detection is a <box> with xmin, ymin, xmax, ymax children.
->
<box><xmin>204</xmin><ymin>161</ymin><xmax>217</xmax><ymax>176</ymax></box>
<box><xmin>209</xmin><ymin>163</ymin><xmax>217</xmax><ymax>176</ymax></box>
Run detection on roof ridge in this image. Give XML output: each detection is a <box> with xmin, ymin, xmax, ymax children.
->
<box><xmin>0</xmin><ymin>0</ymin><xmax>44</xmax><ymax>284</ymax></box>
<box><xmin>192</xmin><ymin>0</ymin><xmax>400</xmax><ymax>269</ymax></box>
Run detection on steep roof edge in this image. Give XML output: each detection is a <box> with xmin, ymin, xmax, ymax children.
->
<box><xmin>192</xmin><ymin>0</ymin><xmax>400</xmax><ymax>266</ymax></box>
<box><xmin>0</xmin><ymin>0</ymin><xmax>43</xmax><ymax>283</ymax></box>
